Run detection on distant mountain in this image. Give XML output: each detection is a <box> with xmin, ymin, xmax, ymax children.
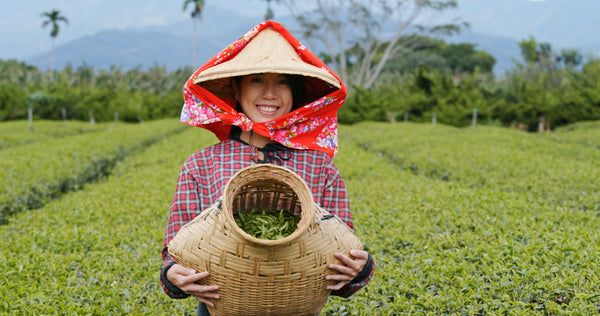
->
<box><xmin>27</xmin><ymin>7</ymin><xmax>265</xmax><ymax>72</ymax></box>
<box><xmin>454</xmin><ymin>0</ymin><xmax>600</xmax><ymax>54</ymax></box>
<box><xmin>29</xmin><ymin>29</ymin><xmax>209</xmax><ymax>71</ymax></box>
<box><xmin>12</xmin><ymin>1</ymin><xmax>600</xmax><ymax>77</ymax></box>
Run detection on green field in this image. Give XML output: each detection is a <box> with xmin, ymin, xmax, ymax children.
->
<box><xmin>1</xmin><ymin>120</ymin><xmax>599</xmax><ymax>315</ymax></box>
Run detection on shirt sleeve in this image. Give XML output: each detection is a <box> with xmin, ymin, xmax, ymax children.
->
<box><xmin>319</xmin><ymin>160</ymin><xmax>353</xmax><ymax>229</ymax></box>
<box><xmin>160</xmin><ymin>165</ymin><xmax>201</xmax><ymax>299</ymax></box>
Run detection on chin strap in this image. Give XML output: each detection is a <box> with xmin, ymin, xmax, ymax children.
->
<box><xmin>260</xmin><ymin>142</ymin><xmax>292</xmax><ymax>165</ymax></box>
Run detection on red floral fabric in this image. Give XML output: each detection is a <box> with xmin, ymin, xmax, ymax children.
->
<box><xmin>180</xmin><ymin>21</ymin><xmax>347</xmax><ymax>158</ymax></box>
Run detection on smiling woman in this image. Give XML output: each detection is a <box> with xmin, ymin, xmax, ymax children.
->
<box><xmin>160</xmin><ymin>21</ymin><xmax>375</xmax><ymax>315</ymax></box>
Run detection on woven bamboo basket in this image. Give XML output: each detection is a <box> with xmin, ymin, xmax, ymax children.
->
<box><xmin>168</xmin><ymin>163</ymin><xmax>362</xmax><ymax>316</ymax></box>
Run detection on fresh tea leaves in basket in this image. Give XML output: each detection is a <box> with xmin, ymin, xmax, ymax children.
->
<box><xmin>234</xmin><ymin>208</ymin><xmax>301</xmax><ymax>240</ymax></box>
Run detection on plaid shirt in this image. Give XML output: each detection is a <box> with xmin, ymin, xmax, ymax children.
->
<box><xmin>160</xmin><ymin>138</ymin><xmax>374</xmax><ymax>299</ymax></box>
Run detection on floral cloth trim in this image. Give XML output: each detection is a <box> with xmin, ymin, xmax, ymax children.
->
<box><xmin>180</xmin><ymin>21</ymin><xmax>347</xmax><ymax>158</ymax></box>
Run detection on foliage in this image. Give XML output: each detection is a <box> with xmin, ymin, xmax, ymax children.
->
<box><xmin>0</xmin><ymin>119</ymin><xmax>185</xmax><ymax>224</ymax></box>
<box><xmin>2</xmin><ymin>30</ymin><xmax>599</xmax><ymax>132</ymax></box>
<box><xmin>385</xmin><ymin>37</ymin><xmax>496</xmax><ymax>74</ymax></box>
<box><xmin>340</xmin><ymin>69</ymin><xmax>493</xmax><ymax>126</ymax></box>
<box><xmin>41</xmin><ymin>9</ymin><xmax>68</xmax><ymax>38</ymax></box>
<box><xmin>0</xmin><ymin>59</ymin><xmax>191</xmax><ymax>123</ymax></box>
<box><xmin>0</xmin><ymin>122</ymin><xmax>600</xmax><ymax>315</ymax></box>
<box><xmin>337</xmin><ymin>34</ymin><xmax>599</xmax><ymax>130</ymax></box>
<box><xmin>183</xmin><ymin>0</ymin><xmax>205</xmax><ymax>68</ymax></box>
<box><xmin>0</xmin><ymin>120</ymin><xmax>105</xmax><ymax>149</ymax></box>
<box><xmin>0</xmin><ymin>127</ymin><xmax>216</xmax><ymax>315</ymax></box>
<box><xmin>41</xmin><ymin>9</ymin><xmax>69</xmax><ymax>81</ymax></box>
<box><xmin>340</xmin><ymin>122</ymin><xmax>600</xmax><ymax>209</ymax></box>
<box><xmin>234</xmin><ymin>208</ymin><xmax>301</xmax><ymax>240</ymax></box>
<box><xmin>0</xmin><ymin>82</ymin><xmax>28</xmax><ymax>121</ymax></box>
<box><xmin>1</xmin><ymin>121</ymin><xmax>600</xmax><ymax>314</ymax></box>
<box><xmin>548</xmin><ymin>120</ymin><xmax>600</xmax><ymax>149</ymax></box>
<box><xmin>325</xmin><ymin>122</ymin><xmax>600</xmax><ymax>314</ymax></box>
<box><xmin>340</xmin><ymin>49</ymin><xmax>599</xmax><ymax>131</ymax></box>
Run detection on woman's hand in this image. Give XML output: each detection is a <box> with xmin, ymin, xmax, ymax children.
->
<box><xmin>325</xmin><ymin>249</ymin><xmax>369</xmax><ymax>291</ymax></box>
<box><xmin>166</xmin><ymin>264</ymin><xmax>220</xmax><ymax>306</ymax></box>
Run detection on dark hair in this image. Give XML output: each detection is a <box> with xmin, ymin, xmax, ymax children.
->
<box><xmin>232</xmin><ymin>74</ymin><xmax>306</xmax><ymax>111</ymax></box>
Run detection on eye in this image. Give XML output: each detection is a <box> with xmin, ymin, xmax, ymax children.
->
<box><xmin>250</xmin><ymin>77</ymin><xmax>264</xmax><ymax>84</ymax></box>
<box><xmin>278</xmin><ymin>79</ymin><xmax>291</xmax><ymax>86</ymax></box>
<box><xmin>277</xmin><ymin>76</ymin><xmax>291</xmax><ymax>86</ymax></box>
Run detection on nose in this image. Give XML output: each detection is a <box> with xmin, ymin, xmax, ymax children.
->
<box><xmin>263</xmin><ymin>81</ymin><xmax>276</xmax><ymax>99</ymax></box>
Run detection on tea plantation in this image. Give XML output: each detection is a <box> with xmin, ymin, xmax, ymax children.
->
<box><xmin>1</xmin><ymin>120</ymin><xmax>599</xmax><ymax>315</ymax></box>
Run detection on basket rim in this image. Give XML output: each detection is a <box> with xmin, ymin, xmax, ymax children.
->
<box><xmin>221</xmin><ymin>163</ymin><xmax>315</xmax><ymax>246</ymax></box>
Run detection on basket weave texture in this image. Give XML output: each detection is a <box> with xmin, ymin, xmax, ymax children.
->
<box><xmin>168</xmin><ymin>164</ymin><xmax>362</xmax><ymax>316</ymax></box>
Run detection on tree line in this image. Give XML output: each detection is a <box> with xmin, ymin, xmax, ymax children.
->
<box><xmin>1</xmin><ymin>34</ymin><xmax>599</xmax><ymax>130</ymax></box>
<box><xmin>339</xmin><ymin>36</ymin><xmax>600</xmax><ymax>131</ymax></box>
<box><xmin>0</xmin><ymin>61</ymin><xmax>190</xmax><ymax>122</ymax></box>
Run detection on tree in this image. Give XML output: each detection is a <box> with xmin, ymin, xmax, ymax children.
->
<box><xmin>387</xmin><ymin>38</ymin><xmax>496</xmax><ymax>74</ymax></box>
<box><xmin>263</xmin><ymin>0</ymin><xmax>275</xmax><ymax>20</ymax></box>
<box><xmin>519</xmin><ymin>35</ymin><xmax>538</xmax><ymax>66</ymax></box>
<box><xmin>275</xmin><ymin>0</ymin><xmax>467</xmax><ymax>90</ymax></box>
<box><xmin>41</xmin><ymin>9</ymin><xmax>68</xmax><ymax>81</ymax></box>
<box><xmin>441</xmin><ymin>43</ymin><xmax>496</xmax><ymax>73</ymax></box>
<box><xmin>561</xmin><ymin>48</ymin><xmax>583</xmax><ymax>70</ymax></box>
<box><xmin>0</xmin><ymin>83</ymin><xmax>28</xmax><ymax>121</ymax></box>
<box><xmin>183</xmin><ymin>0</ymin><xmax>205</xmax><ymax>68</ymax></box>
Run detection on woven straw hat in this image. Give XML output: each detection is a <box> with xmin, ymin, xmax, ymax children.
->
<box><xmin>193</xmin><ymin>27</ymin><xmax>341</xmax><ymax>101</ymax></box>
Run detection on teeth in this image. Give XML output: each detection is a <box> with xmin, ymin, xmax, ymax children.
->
<box><xmin>258</xmin><ymin>105</ymin><xmax>278</xmax><ymax>112</ymax></box>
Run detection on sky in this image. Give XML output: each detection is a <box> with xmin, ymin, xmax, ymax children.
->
<box><xmin>0</xmin><ymin>0</ymin><xmax>598</xmax><ymax>61</ymax></box>
<box><xmin>0</xmin><ymin>0</ymin><xmax>274</xmax><ymax>59</ymax></box>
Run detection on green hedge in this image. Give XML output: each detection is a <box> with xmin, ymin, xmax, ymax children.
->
<box><xmin>0</xmin><ymin>119</ymin><xmax>186</xmax><ymax>223</ymax></box>
<box><xmin>2</xmin><ymin>121</ymin><xmax>600</xmax><ymax>314</ymax></box>
<box><xmin>326</xmin><ymin>127</ymin><xmax>600</xmax><ymax>314</ymax></box>
<box><xmin>339</xmin><ymin>122</ymin><xmax>600</xmax><ymax>212</ymax></box>
<box><xmin>0</xmin><ymin>127</ymin><xmax>217</xmax><ymax>314</ymax></box>
<box><xmin>0</xmin><ymin>120</ymin><xmax>107</xmax><ymax>149</ymax></box>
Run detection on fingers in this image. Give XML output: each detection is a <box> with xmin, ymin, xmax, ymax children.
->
<box><xmin>185</xmin><ymin>271</ymin><xmax>210</xmax><ymax>283</ymax></box>
<box><xmin>349</xmin><ymin>249</ymin><xmax>369</xmax><ymax>260</ymax></box>
<box><xmin>326</xmin><ymin>280</ymin><xmax>349</xmax><ymax>291</ymax></box>
<box><xmin>192</xmin><ymin>287</ymin><xmax>221</xmax><ymax>307</ymax></box>
<box><xmin>329</xmin><ymin>250</ymin><xmax>368</xmax><ymax>275</ymax></box>
<box><xmin>325</xmin><ymin>249</ymin><xmax>369</xmax><ymax>291</ymax></box>
<box><xmin>195</xmin><ymin>296</ymin><xmax>217</xmax><ymax>307</ymax></box>
<box><xmin>166</xmin><ymin>264</ymin><xmax>220</xmax><ymax>303</ymax></box>
<box><xmin>178</xmin><ymin>273</ymin><xmax>220</xmax><ymax>296</ymax></box>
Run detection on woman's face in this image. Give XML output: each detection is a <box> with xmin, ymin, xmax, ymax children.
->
<box><xmin>234</xmin><ymin>73</ymin><xmax>294</xmax><ymax>123</ymax></box>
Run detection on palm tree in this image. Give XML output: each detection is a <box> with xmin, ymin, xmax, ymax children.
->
<box><xmin>183</xmin><ymin>0</ymin><xmax>205</xmax><ymax>68</ymax></box>
<box><xmin>41</xmin><ymin>9</ymin><xmax>68</xmax><ymax>81</ymax></box>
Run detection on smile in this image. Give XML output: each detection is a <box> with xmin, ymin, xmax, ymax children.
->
<box><xmin>257</xmin><ymin>105</ymin><xmax>279</xmax><ymax>113</ymax></box>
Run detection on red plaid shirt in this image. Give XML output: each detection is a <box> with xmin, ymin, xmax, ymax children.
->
<box><xmin>160</xmin><ymin>138</ymin><xmax>374</xmax><ymax>299</ymax></box>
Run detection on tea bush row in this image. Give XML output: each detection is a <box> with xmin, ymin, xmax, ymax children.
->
<box><xmin>339</xmin><ymin>122</ymin><xmax>600</xmax><ymax>212</ymax></box>
<box><xmin>0</xmin><ymin>119</ymin><xmax>185</xmax><ymax>224</ymax></box>
<box><xmin>2</xmin><ymin>121</ymin><xmax>599</xmax><ymax>314</ymax></box>
<box><xmin>325</xmin><ymin>137</ymin><xmax>600</xmax><ymax>315</ymax></box>
<box><xmin>0</xmin><ymin>120</ymin><xmax>107</xmax><ymax>150</ymax></box>
<box><xmin>0</xmin><ymin>127</ymin><xmax>216</xmax><ymax>314</ymax></box>
<box><xmin>548</xmin><ymin>121</ymin><xmax>600</xmax><ymax>149</ymax></box>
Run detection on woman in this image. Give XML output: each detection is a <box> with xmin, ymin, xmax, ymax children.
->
<box><xmin>160</xmin><ymin>21</ymin><xmax>374</xmax><ymax>315</ymax></box>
